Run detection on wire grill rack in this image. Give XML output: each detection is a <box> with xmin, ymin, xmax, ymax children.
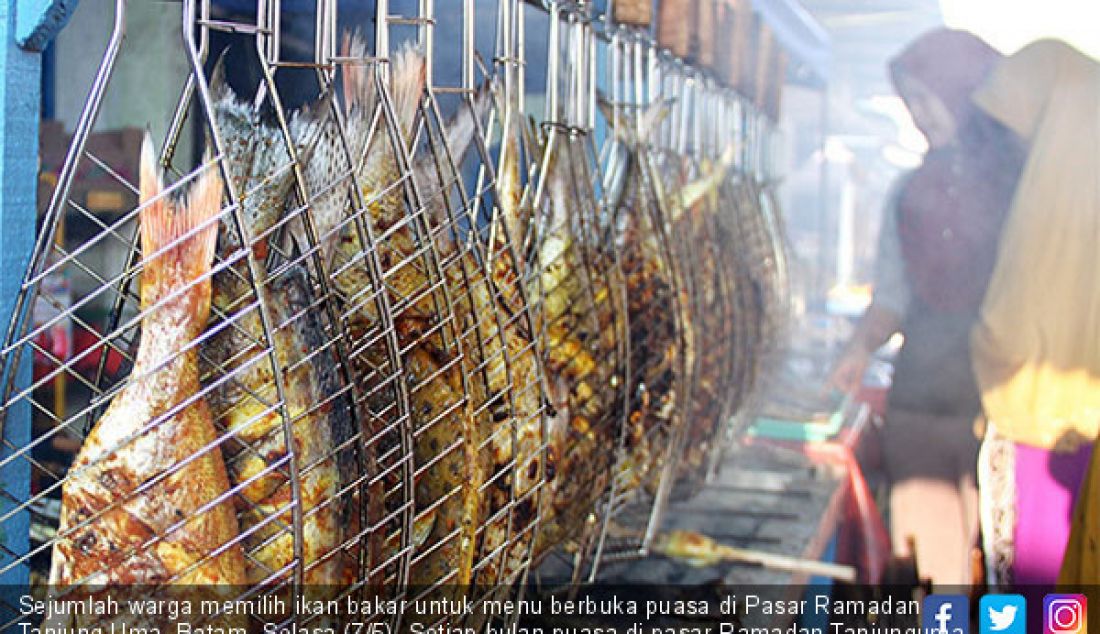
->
<box><xmin>0</xmin><ymin>0</ymin><xmax>790</xmax><ymax>625</ymax></box>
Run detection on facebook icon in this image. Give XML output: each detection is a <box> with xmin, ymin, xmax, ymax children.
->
<box><xmin>923</xmin><ymin>595</ymin><xmax>969</xmax><ymax>634</ymax></box>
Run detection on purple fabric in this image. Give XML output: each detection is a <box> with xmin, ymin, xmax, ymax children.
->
<box><xmin>1013</xmin><ymin>441</ymin><xmax>1094</xmax><ymax>585</ymax></box>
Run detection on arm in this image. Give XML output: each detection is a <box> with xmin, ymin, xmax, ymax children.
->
<box><xmin>829</xmin><ymin>176</ymin><xmax>910</xmax><ymax>393</ymax></box>
<box><xmin>829</xmin><ymin>302</ymin><xmax>903</xmax><ymax>393</ymax></box>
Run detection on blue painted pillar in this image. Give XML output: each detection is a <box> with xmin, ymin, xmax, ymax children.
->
<box><xmin>0</xmin><ymin>0</ymin><xmax>75</xmax><ymax>592</ymax></box>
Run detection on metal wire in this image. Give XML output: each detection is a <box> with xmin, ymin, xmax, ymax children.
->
<box><xmin>520</xmin><ymin>0</ymin><xmax>633</xmax><ymax>587</ymax></box>
<box><xmin>0</xmin><ymin>0</ymin><xmax>790</xmax><ymax>624</ymax></box>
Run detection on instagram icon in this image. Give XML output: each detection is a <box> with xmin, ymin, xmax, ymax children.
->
<box><xmin>1045</xmin><ymin>594</ymin><xmax>1087</xmax><ymax>634</ymax></box>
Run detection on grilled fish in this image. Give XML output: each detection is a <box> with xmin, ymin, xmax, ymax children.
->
<box><xmin>600</xmin><ymin>101</ymin><xmax>685</xmax><ymax>494</ymax></box>
<box><xmin>300</xmin><ymin>35</ymin><xmax>545</xmax><ymax>591</ymax></box>
<box><xmin>521</xmin><ymin>124</ymin><xmax>627</xmax><ymax>558</ymax></box>
<box><xmin>720</xmin><ymin>176</ymin><xmax>782</xmax><ymax>426</ymax></box>
<box><xmin>711</xmin><ymin>179</ymin><xmax>763</xmax><ymax>441</ymax></box>
<box><xmin>202</xmin><ymin>68</ymin><xmax>354</xmax><ymax>587</ymax></box>
<box><xmin>661</xmin><ymin>154</ymin><xmax>738</xmax><ymax>488</ymax></box>
<box><xmin>437</xmin><ymin>85</ymin><xmax>548</xmax><ymax>588</ymax></box>
<box><xmin>48</xmin><ymin>136</ymin><xmax>245</xmax><ymax>589</ymax></box>
<box><xmin>318</xmin><ymin>39</ymin><xmax>482</xmax><ymax>591</ymax></box>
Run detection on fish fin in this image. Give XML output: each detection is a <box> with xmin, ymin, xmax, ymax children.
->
<box><xmin>413</xmin><ymin>82</ymin><xmax>490</xmax><ymax>182</ymax></box>
<box><xmin>139</xmin><ymin>130</ymin><xmax>163</xmax><ymax>206</ymax></box>
<box><xmin>639</xmin><ymin>98</ymin><xmax>672</xmax><ymax>140</ymax></box>
<box><xmin>390</xmin><ymin>42</ymin><xmax>426</xmax><ymax>138</ymax></box>
<box><xmin>525</xmin><ymin>114</ymin><xmax>543</xmax><ymax>153</ymax></box>
<box><xmin>209</xmin><ymin>47</ymin><xmax>232</xmax><ymax>103</ymax></box>
<box><xmin>676</xmin><ymin>146</ymin><xmax>736</xmax><ymax>210</ymax></box>
<box><xmin>596</xmin><ymin>93</ymin><xmax>672</xmax><ymax>145</ymax></box>
<box><xmin>444</xmin><ymin>83</ymin><xmax>491</xmax><ymax>163</ymax></box>
<box><xmin>410</xmin><ymin>84</ymin><xmax>490</xmax><ymax>240</ymax></box>
<box><xmin>341</xmin><ymin>30</ymin><xmax>375</xmax><ymax>114</ymax></box>
<box><xmin>290</xmin><ymin>88</ymin><xmax>333</xmax><ymax>165</ymax></box>
<box><xmin>718</xmin><ymin>142</ymin><xmax>737</xmax><ymax>169</ymax></box>
<box><xmin>595</xmin><ymin>93</ymin><xmax>627</xmax><ymax>138</ymax></box>
<box><xmin>139</xmin><ymin>133</ymin><xmax>222</xmax><ymax>307</ymax></box>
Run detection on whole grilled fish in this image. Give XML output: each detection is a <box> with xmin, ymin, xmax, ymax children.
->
<box><xmin>320</xmin><ymin>39</ymin><xmax>482</xmax><ymax>591</ymax></box>
<box><xmin>440</xmin><ymin>89</ymin><xmax>547</xmax><ymax>589</ymax></box>
<box><xmin>729</xmin><ymin>178</ymin><xmax>789</xmax><ymax>419</ymax></box>
<box><xmin>724</xmin><ymin>178</ymin><xmax>776</xmax><ymax>416</ymax></box>
<box><xmin>299</xmin><ymin>35</ymin><xmax>545</xmax><ymax>591</ymax></box>
<box><xmin>201</xmin><ymin>68</ymin><xmax>355</xmax><ymax>587</ymax></box>
<box><xmin>519</xmin><ymin>123</ymin><xmax>628</xmax><ymax>559</ymax></box>
<box><xmin>662</xmin><ymin>154</ymin><xmax>737</xmax><ymax>488</ymax></box>
<box><xmin>600</xmin><ymin>101</ymin><xmax>686</xmax><ymax>495</ymax></box>
<box><xmin>48</xmin><ymin>136</ymin><xmax>245</xmax><ymax>590</ymax></box>
<box><xmin>713</xmin><ymin>178</ymin><xmax>763</xmax><ymax>437</ymax></box>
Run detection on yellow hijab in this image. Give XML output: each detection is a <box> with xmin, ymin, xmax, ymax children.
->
<box><xmin>971</xmin><ymin>40</ymin><xmax>1100</xmax><ymax>451</ymax></box>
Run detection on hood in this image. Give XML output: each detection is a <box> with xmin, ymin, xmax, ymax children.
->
<box><xmin>889</xmin><ymin>28</ymin><xmax>1001</xmax><ymax>136</ymax></box>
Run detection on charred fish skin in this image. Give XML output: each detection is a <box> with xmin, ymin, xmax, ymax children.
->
<box><xmin>202</xmin><ymin>72</ymin><xmax>353</xmax><ymax>587</ymax></box>
<box><xmin>432</xmin><ymin>91</ymin><xmax>545</xmax><ymax>588</ymax></box>
<box><xmin>424</xmin><ymin>84</ymin><xmax>554</xmax><ymax>586</ymax></box>
<box><xmin>657</xmin><ymin>153</ymin><xmax>737</xmax><ymax>490</ymax></box>
<box><xmin>629</xmin><ymin>132</ymin><xmax>739</xmax><ymax>490</ymax></box>
<box><xmin>48</xmin><ymin>136</ymin><xmax>246</xmax><ymax>595</ymax></box>
<box><xmin>521</xmin><ymin>124</ymin><xmax>627</xmax><ymax>559</ymax></box>
<box><xmin>327</xmin><ymin>38</ymin><xmax>479</xmax><ymax>591</ymax></box>
<box><xmin>319</xmin><ymin>35</ymin><xmax>547</xmax><ymax>593</ymax></box>
<box><xmin>677</xmin><ymin>213</ymin><xmax>727</xmax><ymax>483</ymax></box>
<box><xmin>294</xmin><ymin>36</ymin><xmax>493</xmax><ymax>593</ymax></box>
<box><xmin>600</xmin><ymin>107</ymin><xmax>684</xmax><ymax>493</ymax></box>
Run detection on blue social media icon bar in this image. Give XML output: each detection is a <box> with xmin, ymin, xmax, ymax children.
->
<box><xmin>980</xmin><ymin>594</ymin><xmax>1026</xmax><ymax>634</ymax></box>
<box><xmin>923</xmin><ymin>595</ymin><xmax>969</xmax><ymax>634</ymax></box>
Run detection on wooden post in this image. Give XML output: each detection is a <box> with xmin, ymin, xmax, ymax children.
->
<box><xmin>716</xmin><ymin>0</ymin><xmax>751</xmax><ymax>88</ymax></box>
<box><xmin>0</xmin><ymin>0</ymin><xmax>76</xmax><ymax>589</ymax></box>
<box><xmin>697</xmin><ymin>0</ymin><xmax>718</xmax><ymax>70</ymax></box>
<box><xmin>657</xmin><ymin>0</ymin><xmax>694</xmax><ymax>60</ymax></box>
<box><xmin>612</xmin><ymin>0</ymin><xmax>653</xmax><ymax>27</ymax></box>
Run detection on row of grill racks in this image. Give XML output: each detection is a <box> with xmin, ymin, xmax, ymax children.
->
<box><xmin>0</xmin><ymin>0</ymin><xmax>790</xmax><ymax>628</ymax></box>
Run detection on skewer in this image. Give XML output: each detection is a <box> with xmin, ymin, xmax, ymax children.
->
<box><xmin>653</xmin><ymin>529</ymin><xmax>857</xmax><ymax>582</ymax></box>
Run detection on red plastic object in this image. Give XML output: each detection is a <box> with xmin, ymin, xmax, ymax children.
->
<box><xmin>33</xmin><ymin>322</ymin><xmax>125</xmax><ymax>382</ymax></box>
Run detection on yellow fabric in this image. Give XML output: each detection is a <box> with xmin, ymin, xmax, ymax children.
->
<box><xmin>1060</xmin><ymin>442</ymin><xmax>1100</xmax><ymax>584</ymax></box>
<box><xmin>970</xmin><ymin>40</ymin><xmax>1100</xmax><ymax>451</ymax></box>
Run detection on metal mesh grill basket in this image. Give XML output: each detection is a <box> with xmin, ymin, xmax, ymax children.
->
<box><xmin>0</xmin><ymin>0</ymin><xmax>549</xmax><ymax>628</ymax></box>
<box><xmin>0</xmin><ymin>0</ymin><xmax>790</xmax><ymax>624</ymax></box>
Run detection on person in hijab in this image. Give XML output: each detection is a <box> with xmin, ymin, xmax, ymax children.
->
<box><xmin>964</xmin><ymin>39</ymin><xmax>1100</xmax><ymax>590</ymax></box>
<box><xmin>829</xmin><ymin>29</ymin><xmax>1024</xmax><ymax>587</ymax></box>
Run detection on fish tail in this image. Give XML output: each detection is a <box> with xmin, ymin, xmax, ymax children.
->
<box><xmin>340</xmin><ymin>35</ymin><xmax>423</xmax><ymax>132</ymax></box>
<box><xmin>341</xmin><ymin>31</ymin><xmax>375</xmax><ymax>113</ymax></box>
<box><xmin>445</xmin><ymin>83</ymin><xmax>490</xmax><ymax>162</ymax></box>
<box><xmin>677</xmin><ymin>156</ymin><xmax>733</xmax><ymax>213</ymax></box>
<box><xmin>639</xmin><ymin>98</ymin><xmax>672</xmax><ymax>140</ymax></box>
<box><xmin>390</xmin><ymin>42</ymin><xmax>426</xmax><ymax>137</ymax></box>
<box><xmin>339</xmin><ymin>30</ymin><xmax>425</xmax><ymax>134</ymax></box>
<box><xmin>209</xmin><ymin>48</ymin><xmax>231</xmax><ymax>104</ymax></box>
<box><xmin>139</xmin><ymin>132</ymin><xmax>222</xmax><ymax>311</ymax></box>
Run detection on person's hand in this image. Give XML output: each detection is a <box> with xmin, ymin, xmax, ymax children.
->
<box><xmin>828</xmin><ymin>344</ymin><xmax>871</xmax><ymax>395</ymax></box>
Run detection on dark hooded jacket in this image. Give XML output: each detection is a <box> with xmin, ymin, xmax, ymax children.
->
<box><xmin>886</xmin><ymin>29</ymin><xmax>1026</xmax><ymax>416</ymax></box>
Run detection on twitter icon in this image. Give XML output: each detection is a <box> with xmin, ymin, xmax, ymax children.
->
<box><xmin>981</xmin><ymin>595</ymin><xmax>1026</xmax><ymax>634</ymax></box>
